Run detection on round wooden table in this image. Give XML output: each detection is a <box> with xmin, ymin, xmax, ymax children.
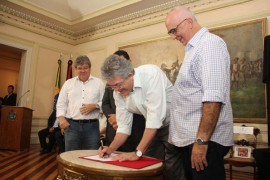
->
<box><xmin>57</xmin><ymin>150</ymin><xmax>164</xmax><ymax>180</ymax></box>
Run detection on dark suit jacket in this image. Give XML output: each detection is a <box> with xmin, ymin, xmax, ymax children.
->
<box><xmin>102</xmin><ymin>88</ymin><xmax>117</xmax><ymax>146</ymax></box>
<box><xmin>47</xmin><ymin>109</ymin><xmax>57</xmax><ymax>128</ymax></box>
<box><xmin>102</xmin><ymin>88</ymin><xmax>116</xmax><ymax>118</ymax></box>
<box><xmin>3</xmin><ymin>93</ymin><xmax>17</xmax><ymax>106</ymax></box>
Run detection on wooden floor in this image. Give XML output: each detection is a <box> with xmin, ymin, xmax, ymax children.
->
<box><xmin>0</xmin><ymin>145</ymin><xmax>58</xmax><ymax>180</ymax></box>
<box><xmin>0</xmin><ymin>145</ymin><xmax>254</xmax><ymax>180</ymax></box>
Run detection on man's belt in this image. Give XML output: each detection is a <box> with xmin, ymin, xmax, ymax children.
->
<box><xmin>68</xmin><ymin>118</ymin><xmax>98</xmax><ymax>124</ymax></box>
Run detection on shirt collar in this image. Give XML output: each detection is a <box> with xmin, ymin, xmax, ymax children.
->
<box><xmin>186</xmin><ymin>27</ymin><xmax>208</xmax><ymax>51</ymax></box>
<box><xmin>75</xmin><ymin>75</ymin><xmax>93</xmax><ymax>83</ymax></box>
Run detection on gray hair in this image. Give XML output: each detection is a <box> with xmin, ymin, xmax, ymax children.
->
<box><xmin>169</xmin><ymin>6</ymin><xmax>197</xmax><ymax>22</ymax></box>
<box><xmin>74</xmin><ymin>55</ymin><xmax>91</xmax><ymax>68</ymax></box>
<box><xmin>101</xmin><ymin>54</ymin><xmax>134</xmax><ymax>80</ymax></box>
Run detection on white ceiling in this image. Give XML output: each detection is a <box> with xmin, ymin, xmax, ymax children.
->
<box><xmin>1</xmin><ymin>0</ymin><xmax>198</xmax><ymax>44</ymax></box>
<box><xmin>9</xmin><ymin>0</ymin><xmax>142</xmax><ymax>22</ymax></box>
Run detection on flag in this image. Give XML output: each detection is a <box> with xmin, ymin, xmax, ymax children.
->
<box><xmin>54</xmin><ymin>59</ymin><xmax>61</xmax><ymax>110</ymax></box>
<box><xmin>66</xmin><ymin>59</ymin><xmax>73</xmax><ymax>80</ymax></box>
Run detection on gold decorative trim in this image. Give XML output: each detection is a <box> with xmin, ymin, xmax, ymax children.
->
<box><xmin>0</xmin><ymin>0</ymin><xmax>255</xmax><ymax>44</ymax></box>
<box><xmin>0</xmin><ymin>4</ymin><xmax>74</xmax><ymax>35</ymax></box>
<box><xmin>62</xmin><ymin>168</ymin><xmax>86</xmax><ymax>180</ymax></box>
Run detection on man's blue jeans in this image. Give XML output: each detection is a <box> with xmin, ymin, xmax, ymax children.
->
<box><xmin>64</xmin><ymin>119</ymin><xmax>100</xmax><ymax>151</ymax></box>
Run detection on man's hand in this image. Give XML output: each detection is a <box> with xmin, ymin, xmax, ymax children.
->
<box><xmin>59</xmin><ymin>117</ymin><xmax>70</xmax><ymax>129</ymax></box>
<box><xmin>108</xmin><ymin>114</ymin><xmax>118</xmax><ymax>130</ymax></box>
<box><xmin>191</xmin><ymin>143</ymin><xmax>208</xmax><ymax>171</ymax></box>
<box><xmin>112</xmin><ymin>152</ymin><xmax>139</xmax><ymax>162</ymax></box>
<box><xmin>98</xmin><ymin>146</ymin><xmax>112</xmax><ymax>158</ymax></box>
<box><xmin>49</xmin><ymin>127</ymin><xmax>54</xmax><ymax>133</ymax></box>
<box><xmin>80</xmin><ymin>104</ymin><xmax>96</xmax><ymax>114</ymax></box>
<box><xmin>60</xmin><ymin>128</ymin><xmax>65</xmax><ymax>135</ymax></box>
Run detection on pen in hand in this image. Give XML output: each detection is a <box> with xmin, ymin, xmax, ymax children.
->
<box><xmin>100</xmin><ymin>140</ymin><xmax>105</xmax><ymax>158</ymax></box>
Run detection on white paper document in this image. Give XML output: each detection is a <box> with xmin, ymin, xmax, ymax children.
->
<box><xmin>82</xmin><ymin>153</ymin><xmax>118</xmax><ymax>162</ymax></box>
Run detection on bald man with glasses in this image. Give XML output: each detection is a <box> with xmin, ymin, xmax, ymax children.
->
<box><xmin>165</xmin><ymin>6</ymin><xmax>233</xmax><ymax>180</ymax></box>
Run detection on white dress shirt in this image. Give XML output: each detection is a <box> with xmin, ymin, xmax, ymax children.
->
<box><xmin>114</xmin><ymin>64</ymin><xmax>173</xmax><ymax>135</ymax></box>
<box><xmin>56</xmin><ymin>75</ymin><xmax>105</xmax><ymax>120</ymax></box>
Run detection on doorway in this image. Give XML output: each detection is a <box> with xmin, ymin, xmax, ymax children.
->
<box><xmin>0</xmin><ymin>44</ymin><xmax>23</xmax><ymax>99</ymax></box>
<box><xmin>0</xmin><ymin>41</ymin><xmax>32</xmax><ymax>107</ymax></box>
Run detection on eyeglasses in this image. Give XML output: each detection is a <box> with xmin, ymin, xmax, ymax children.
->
<box><xmin>106</xmin><ymin>79</ymin><xmax>127</xmax><ymax>90</ymax></box>
<box><xmin>168</xmin><ymin>18</ymin><xmax>187</xmax><ymax>36</ymax></box>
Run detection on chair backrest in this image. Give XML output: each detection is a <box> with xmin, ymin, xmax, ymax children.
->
<box><xmin>234</xmin><ymin>125</ymin><xmax>260</xmax><ymax>148</ymax></box>
<box><xmin>232</xmin><ymin>125</ymin><xmax>260</xmax><ymax>158</ymax></box>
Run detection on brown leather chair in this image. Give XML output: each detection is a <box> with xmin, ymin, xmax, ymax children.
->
<box><xmin>224</xmin><ymin>125</ymin><xmax>260</xmax><ymax>180</ymax></box>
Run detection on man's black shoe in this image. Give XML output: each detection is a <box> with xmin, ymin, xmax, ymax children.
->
<box><xmin>40</xmin><ymin>149</ymin><xmax>50</xmax><ymax>154</ymax></box>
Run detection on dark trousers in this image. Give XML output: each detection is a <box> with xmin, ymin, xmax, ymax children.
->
<box><xmin>38</xmin><ymin>127</ymin><xmax>58</xmax><ymax>151</ymax></box>
<box><xmin>147</xmin><ymin>126</ymin><xmax>185</xmax><ymax>180</ymax></box>
<box><xmin>182</xmin><ymin>141</ymin><xmax>230</xmax><ymax>180</ymax></box>
<box><xmin>55</xmin><ymin>130</ymin><xmax>65</xmax><ymax>153</ymax></box>
<box><xmin>253</xmin><ymin>148</ymin><xmax>270</xmax><ymax>180</ymax></box>
<box><xmin>105</xmin><ymin>114</ymin><xmax>145</xmax><ymax>152</ymax></box>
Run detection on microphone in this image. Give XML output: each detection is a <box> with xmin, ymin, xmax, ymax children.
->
<box><xmin>17</xmin><ymin>90</ymin><xmax>30</xmax><ymax>106</ymax></box>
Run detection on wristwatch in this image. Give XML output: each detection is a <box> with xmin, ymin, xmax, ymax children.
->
<box><xmin>135</xmin><ymin>149</ymin><xmax>143</xmax><ymax>157</ymax></box>
<box><xmin>195</xmin><ymin>138</ymin><xmax>209</xmax><ymax>145</ymax></box>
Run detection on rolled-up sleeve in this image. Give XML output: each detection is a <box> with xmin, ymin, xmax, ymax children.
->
<box><xmin>114</xmin><ymin>93</ymin><xmax>133</xmax><ymax>135</ymax></box>
<box><xmin>201</xmin><ymin>39</ymin><xmax>230</xmax><ymax>104</ymax></box>
<box><xmin>56</xmin><ymin>81</ymin><xmax>69</xmax><ymax>117</ymax></box>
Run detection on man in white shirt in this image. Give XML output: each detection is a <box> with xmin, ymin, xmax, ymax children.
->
<box><xmin>98</xmin><ymin>54</ymin><xmax>184</xmax><ymax>180</ymax></box>
<box><xmin>165</xmin><ymin>6</ymin><xmax>233</xmax><ymax>180</ymax></box>
<box><xmin>57</xmin><ymin>55</ymin><xmax>105</xmax><ymax>151</ymax></box>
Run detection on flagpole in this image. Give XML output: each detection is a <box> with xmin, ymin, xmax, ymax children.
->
<box><xmin>54</xmin><ymin>58</ymin><xmax>61</xmax><ymax>109</ymax></box>
<box><xmin>66</xmin><ymin>55</ymin><xmax>73</xmax><ymax>80</ymax></box>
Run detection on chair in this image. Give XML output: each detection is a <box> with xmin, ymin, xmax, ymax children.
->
<box><xmin>224</xmin><ymin>125</ymin><xmax>260</xmax><ymax>180</ymax></box>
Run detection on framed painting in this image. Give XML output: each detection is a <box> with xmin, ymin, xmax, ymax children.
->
<box><xmin>120</xmin><ymin>18</ymin><xmax>267</xmax><ymax>124</ymax></box>
<box><xmin>212</xmin><ymin>19</ymin><xmax>267</xmax><ymax>123</ymax></box>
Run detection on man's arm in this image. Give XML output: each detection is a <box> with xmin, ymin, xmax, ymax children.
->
<box><xmin>108</xmin><ymin>128</ymin><xmax>157</xmax><ymax>154</ymax></box>
<box><xmin>80</xmin><ymin>79</ymin><xmax>105</xmax><ymax>115</ymax></box>
<box><xmin>58</xmin><ymin>116</ymin><xmax>70</xmax><ymax>129</ymax></box>
<box><xmin>56</xmin><ymin>81</ymin><xmax>69</xmax><ymax>126</ymax></box>
<box><xmin>109</xmin><ymin>128</ymin><xmax>157</xmax><ymax>161</ymax></box>
<box><xmin>191</xmin><ymin>102</ymin><xmax>221</xmax><ymax>171</ymax></box>
<box><xmin>80</xmin><ymin>103</ymin><xmax>97</xmax><ymax>114</ymax></box>
<box><xmin>98</xmin><ymin>132</ymin><xmax>129</xmax><ymax>158</ymax></box>
<box><xmin>136</xmin><ymin>128</ymin><xmax>157</xmax><ymax>153</ymax></box>
<box><xmin>197</xmin><ymin>102</ymin><xmax>221</xmax><ymax>141</ymax></box>
<box><xmin>108</xmin><ymin>133</ymin><xmax>129</xmax><ymax>151</ymax></box>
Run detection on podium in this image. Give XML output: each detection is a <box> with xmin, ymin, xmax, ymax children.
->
<box><xmin>0</xmin><ymin>106</ymin><xmax>33</xmax><ymax>151</ymax></box>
